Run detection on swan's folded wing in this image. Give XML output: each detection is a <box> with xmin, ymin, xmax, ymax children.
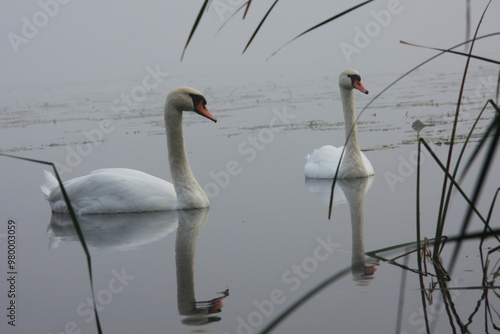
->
<box><xmin>304</xmin><ymin>145</ymin><xmax>344</xmax><ymax>179</ymax></box>
<box><xmin>48</xmin><ymin>169</ymin><xmax>177</xmax><ymax>214</ymax></box>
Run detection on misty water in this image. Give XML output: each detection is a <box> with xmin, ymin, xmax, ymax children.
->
<box><xmin>1</xmin><ymin>59</ymin><xmax>499</xmax><ymax>334</ymax></box>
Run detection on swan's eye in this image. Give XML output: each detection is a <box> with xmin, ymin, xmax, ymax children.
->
<box><xmin>189</xmin><ymin>94</ymin><xmax>208</xmax><ymax>110</ymax></box>
<box><xmin>347</xmin><ymin>74</ymin><xmax>362</xmax><ymax>86</ymax></box>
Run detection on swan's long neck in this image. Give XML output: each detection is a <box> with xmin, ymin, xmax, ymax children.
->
<box><xmin>340</xmin><ymin>88</ymin><xmax>361</xmax><ymax>155</ymax></box>
<box><xmin>340</xmin><ymin>88</ymin><xmax>366</xmax><ymax>176</ymax></box>
<box><xmin>165</xmin><ymin>104</ymin><xmax>209</xmax><ymax>208</ymax></box>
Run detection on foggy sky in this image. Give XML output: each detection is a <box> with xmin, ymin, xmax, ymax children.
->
<box><xmin>1</xmin><ymin>0</ymin><xmax>499</xmax><ymax>88</ymax></box>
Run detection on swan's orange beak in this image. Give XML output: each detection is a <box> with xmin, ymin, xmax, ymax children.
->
<box><xmin>195</xmin><ymin>101</ymin><xmax>217</xmax><ymax>123</ymax></box>
<box><xmin>353</xmin><ymin>80</ymin><xmax>369</xmax><ymax>94</ymax></box>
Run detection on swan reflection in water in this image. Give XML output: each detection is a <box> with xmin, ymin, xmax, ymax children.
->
<box><xmin>175</xmin><ymin>209</ymin><xmax>229</xmax><ymax>326</ymax></box>
<box><xmin>47</xmin><ymin>208</ymin><xmax>228</xmax><ymax>326</ymax></box>
<box><xmin>305</xmin><ymin>176</ymin><xmax>378</xmax><ymax>283</ymax></box>
<box><xmin>47</xmin><ymin>211</ymin><xmax>178</xmax><ymax>251</ymax></box>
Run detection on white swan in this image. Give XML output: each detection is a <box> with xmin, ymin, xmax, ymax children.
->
<box><xmin>41</xmin><ymin>86</ymin><xmax>217</xmax><ymax>214</ymax></box>
<box><xmin>304</xmin><ymin>68</ymin><xmax>374</xmax><ymax>179</ymax></box>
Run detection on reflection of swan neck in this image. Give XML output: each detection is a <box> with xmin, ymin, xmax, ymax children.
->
<box><xmin>175</xmin><ymin>208</ymin><xmax>227</xmax><ymax>326</ymax></box>
<box><xmin>175</xmin><ymin>210</ymin><xmax>206</xmax><ymax>315</ymax></box>
<box><xmin>348</xmin><ymin>187</ymin><xmax>365</xmax><ymax>269</ymax></box>
<box><xmin>341</xmin><ymin>179</ymin><xmax>366</xmax><ymax>257</ymax></box>
<box><xmin>339</xmin><ymin>178</ymin><xmax>371</xmax><ymax>283</ymax></box>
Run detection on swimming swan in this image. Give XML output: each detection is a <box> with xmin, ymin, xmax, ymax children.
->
<box><xmin>41</xmin><ymin>87</ymin><xmax>217</xmax><ymax>214</ymax></box>
<box><xmin>304</xmin><ymin>68</ymin><xmax>374</xmax><ymax>179</ymax></box>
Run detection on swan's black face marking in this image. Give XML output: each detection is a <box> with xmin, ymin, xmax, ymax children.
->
<box><xmin>347</xmin><ymin>73</ymin><xmax>369</xmax><ymax>94</ymax></box>
<box><xmin>189</xmin><ymin>93</ymin><xmax>208</xmax><ymax>110</ymax></box>
<box><xmin>189</xmin><ymin>93</ymin><xmax>217</xmax><ymax>122</ymax></box>
<box><xmin>347</xmin><ymin>74</ymin><xmax>362</xmax><ymax>87</ymax></box>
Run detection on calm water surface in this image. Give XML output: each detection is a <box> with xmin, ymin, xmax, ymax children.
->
<box><xmin>0</xmin><ymin>64</ymin><xmax>499</xmax><ymax>333</ymax></box>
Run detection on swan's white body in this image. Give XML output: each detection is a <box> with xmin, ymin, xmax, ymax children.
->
<box><xmin>305</xmin><ymin>69</ymin><xmax>374</xmax><ymax>179</ymax></box>
<box><xmin>304</xmin><ymin>145</ymin><xmax>373</xmax><ymax>179</ymax></box>
<box><xmin>42</xmin><ymin>87</ymin><xmax>216</xmax><ymax>214</ymax></box>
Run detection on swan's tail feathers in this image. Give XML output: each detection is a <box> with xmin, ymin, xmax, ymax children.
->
<box><xmin>41</xmin><ymin>170</ymin><xmax>59</xmax><ymax>198</ymax></box>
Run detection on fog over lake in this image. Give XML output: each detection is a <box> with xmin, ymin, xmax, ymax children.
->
<box><xmin>1</xmin><ymin>1</ymin><xmax>499</xmax><ymax>334</ymax></box>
